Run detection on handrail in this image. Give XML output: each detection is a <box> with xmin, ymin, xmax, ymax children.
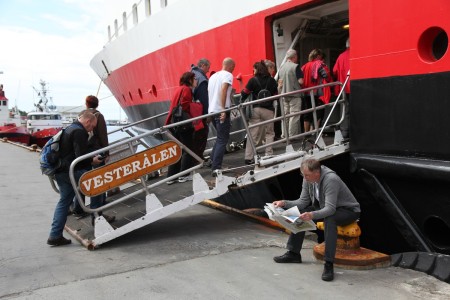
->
<box><xmin>68</xmin><ymin>78</ymin><xmax>348</xmax><ymax>214</ymax></box>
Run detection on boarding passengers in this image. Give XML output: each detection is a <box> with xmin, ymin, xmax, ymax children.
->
<box><xmin>190</xmin><ymin>58</ymin><xmax>211</xmax><ymax>165</ymax></box>
<box><xmin>272</xmin><ymin>158</ymin><xmax>361</xmax><ymax>281</ymax></box>
<box><xmin>277</xmin><ymin>49</ymin><xmax>304</xmax><ymax>139</ymax></box>
<box><xmin>47</xmin><ymin>110</ymin><xmax>104</xmax><ymax>246</ymax></box>
<box><xmin>333</xmin><ymin>38</ymin><xmax>350</xmax><ymax>138</ymax></box>
<box><xmin>301</xmin><ymin>49</ymin><xmax>332</xmax><ymax>133</ymax></box>
<box><xmin>165</xmin><ymin>71</ymin><xmax>197</xmax><ymax>184</ymax></box>
<box><xmin>240</xmin><ymin>61</ymin><xmax>278</xmax><ymax>164</ymax></box>
<box><xmin>208</xmin><ymin>57</ymin><xmax>235</xmax><ymax>176</ymax></box>
<box><xmin>83</xmin><ymin>95</ymin><xmax>115</xmax><ymax>226</ymax></box>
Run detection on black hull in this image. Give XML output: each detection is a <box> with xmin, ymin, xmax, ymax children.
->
<box><xmin>215</xmin><ymin>71</ymin><xmax>450</xmax><ymax>255</ymax></box>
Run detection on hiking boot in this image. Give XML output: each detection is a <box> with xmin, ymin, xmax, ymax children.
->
<box><xmin>273</xmin><ymin>251</ymin><xmax>302</xmax><ymax>263</ymax></box>
<box><xmin>322</xmin><ymin>261</ymin><xmax>334</xmax><ymax>281</ymax></box>
<box><xmin>47</xmin><ymin>236</ymin><xmax>71</xmax><ymax>246</ymax></box>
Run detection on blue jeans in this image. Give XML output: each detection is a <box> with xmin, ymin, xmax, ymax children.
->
<box><xmin>211</xmin><ymin>115</ymin><xmax>231</xmax><ymax>171</ymax></box>
<box><xmin>49</xmin><ymin>169</ymin><xmax>86</xmax><ymax>239</ymax></box>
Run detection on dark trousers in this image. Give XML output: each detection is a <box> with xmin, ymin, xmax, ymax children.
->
<box><xmin>192</xmin><ymin>123</ymin><xmax>209</xmax><ymax>160</ymax></box>
<box><xmin>167</xmin><ymin>127</ymin><xmax>194</xmax><ymax>177</ymax></box>
<box><xmin>211</xmin><ymin>116</ymin><xmax>231</xmax><ymax>171</ymax></box>
<box><xmin>286</xmin><ymin>206</ymin><xmax>360</xmax><ymax>263</ymax></box>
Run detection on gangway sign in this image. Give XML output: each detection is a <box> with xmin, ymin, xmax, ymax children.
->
<box><xmin>79</xmin><ymin>141</ymin><xmax>181</xmax><ymax>196</ymax></box>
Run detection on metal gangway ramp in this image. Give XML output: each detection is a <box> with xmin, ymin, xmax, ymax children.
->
<box><xmin>61</xmin><ymin>77</ymin><xmax>350</xmax><ymax>249</ymax></box>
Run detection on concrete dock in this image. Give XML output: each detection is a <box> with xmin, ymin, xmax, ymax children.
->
<box><xmin>1</xmin><ymin>141</ymin><xmax>449</xmax><ymax>299</ymax></box>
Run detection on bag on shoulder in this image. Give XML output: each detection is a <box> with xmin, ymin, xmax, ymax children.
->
<box><xmin>171</xmin><ymin>104</ymin><xmax>193</xmax><ymax>132</ymax></box>
<box><xmin>256</xmin><ymin>77</ymin><xmax>272</xmax><ymax>100</ymax></box>
<box><xmin>39</xmin><ymin>129</ymin><xmax>65</xmax><ymax>176</ymax></box>
<box><xmin>241</xmin><ymin>93</ymin><xmax>253</xmax><ymax>121</ymax></box>
<box><xmin>190</xmin><ymin>101</ymin><xmax>204</xmax><ymax>131</ymax></box>
<box><xmin>257</xmin><ymin>88</ymin><xmax>271</xmax><ymax>100</ymax></box>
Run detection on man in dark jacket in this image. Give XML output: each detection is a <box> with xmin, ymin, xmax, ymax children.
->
<box><xmin>190</xmin><ymin>58</ymin><xmax>210</xmax><ymax>163</ymax></box>
<box><xmin>272</xmin><ymin>158</ymin><xmax>361</xmax><ymax>281</ymax></box>
<box><xmin>47</xmin><ymin>110</ymin><xmax>103</xmax><ymax>246</ymax></box>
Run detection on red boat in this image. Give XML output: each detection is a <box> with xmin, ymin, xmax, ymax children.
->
<box><xmin>90</xmin><ymin>0</ymin><xmax>450</xmax><ymax>257</ymax></box>
<box><xmin>0</xmin><ymin>86</ymin><xmax>30</xmax><ymax>145</ymax></box>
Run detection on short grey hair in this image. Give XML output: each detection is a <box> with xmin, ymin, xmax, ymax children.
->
<box><xmin>301</xmin><ymin>158</ymin><xmax>321</xmax><ymax>172</ymax></box>
<box><xmin>197</xmin><ymin>58</ymin><xmax>210</xmax><ymax>68</ymax></box>
<box><xmin>286</xmin><ymin>49</ymin><xmax>297</xmax><ymax>59</ymax></box>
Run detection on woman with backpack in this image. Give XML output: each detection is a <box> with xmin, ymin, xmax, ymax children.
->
<box><xmin>240</xmin><ymin>61</ymin><xmax>278</xmax><ymax>164</ymax></box>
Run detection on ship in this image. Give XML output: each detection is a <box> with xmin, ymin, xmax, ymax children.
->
<box><xmin>27</xmin><ymin>80</ymin><xmax>63</xmax><ymax>148</ymax></box>
<box><xmin>90</xmin><ymin>0</ymin><xmax>450</xmax><ymax>256</ymax></box>
<box><xmin>0</xmin><ymin>85</ymin><xmax>30</xmax><ymax>145</ymax></box>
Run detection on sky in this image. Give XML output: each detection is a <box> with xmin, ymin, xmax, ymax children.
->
<box><xmin>0</xmin><ymin>0</ymin><xmax>146</xmax><ymax>120</ymax></box>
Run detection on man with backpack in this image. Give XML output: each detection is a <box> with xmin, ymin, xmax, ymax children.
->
<box><xmin>47</xmin><ymin>110</ymin><xmax>104</xmax><ymax>246</ymax></box>
<box><xmin>240</xmin><ymin>61</ymin><xmax>278</xmax><ymax>164</ymax></box>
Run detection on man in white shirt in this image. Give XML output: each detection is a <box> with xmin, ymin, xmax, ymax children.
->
<box><xmin>208</xmin><ymin>57</ymin><xmax>235</xmax><ymax>175</ymax></box>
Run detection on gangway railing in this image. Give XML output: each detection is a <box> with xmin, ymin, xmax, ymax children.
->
<box><xmin>65</xmin><ymin>75</ymin><xmax>350</xmax><ymax>248</ymax></box>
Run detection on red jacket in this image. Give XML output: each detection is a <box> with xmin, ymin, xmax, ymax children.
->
<box><xmin>333</xmin><ymin>48</ymin><xmax>350</xmax><ymax>95</ymax></box>
<box><xmin>165</xmin><ymin>85</ymin><xmax>193</xmax><ymax>125</ymax></box>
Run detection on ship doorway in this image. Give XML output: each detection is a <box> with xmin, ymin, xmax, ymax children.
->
<box><xmin>270</xmin><ymin>0</ymin><xmax>349</xmax><ymax>132</ymax></box>
<box><xmin>271</xmin><ymin>0</ymin><xmax>349</xmax><ymax>72</ymax></box>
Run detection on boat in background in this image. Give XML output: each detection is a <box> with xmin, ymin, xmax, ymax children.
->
<box><xmin>0</xmin><ymin>85</ymin><xmax>30</xmax><ymax>145</ymax></box>
<box><xmin>26</xmin><ymin>80</ymin><xmax>63</xmax><ymax>147</ymax></box>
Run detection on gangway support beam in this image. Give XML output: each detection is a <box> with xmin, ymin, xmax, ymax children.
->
<box><xmin>91</xmin><ymin>175</ymin><xmax>224</xmax><ymax>248</ymax></box>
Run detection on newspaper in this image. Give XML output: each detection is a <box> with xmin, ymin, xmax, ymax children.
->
<box><xmin>264</xmin><ymin>203</ymin><xmax>316</xmax><ymax>234</ymax></box>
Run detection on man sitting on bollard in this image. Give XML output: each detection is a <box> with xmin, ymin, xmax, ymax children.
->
<box><xmin>272</xmin><ymin>158</ymin><xmax>361</xmax><ymax>281</ymax></box>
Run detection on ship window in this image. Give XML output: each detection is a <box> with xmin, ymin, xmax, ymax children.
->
<box><xmin>129</xmin><ymin>91</ymin><xmax>133</xmax><ymax>101</ymax></box>
<box><xmin>152</xmin><ymin>84</ymin><xmax>157</xmax><ymax>97</ymax></box>
<box><xmin>418</xmin><ymin>27</ymin><xmax>448</xmax><ymax>62</ymax></box>
<box><xmin>138</xmin><ymin>88</ymin><xmax>143</xmax><ymax>99</ymax></box>
<box><xmin>122</xmin><ymin>94</ymin><xmax>126</xmax><ymax>103</ymax></box>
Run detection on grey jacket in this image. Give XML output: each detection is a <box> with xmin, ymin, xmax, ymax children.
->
<box><xmin>285</xmin><ymin>166</ymin><xmax>361</xmax><ymax>220</ymax></box>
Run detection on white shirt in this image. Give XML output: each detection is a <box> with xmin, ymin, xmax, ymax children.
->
<box><xmin>208</xmin><ymin>70</ymin><xmax>233</xmax><ymax>113</ymax></box>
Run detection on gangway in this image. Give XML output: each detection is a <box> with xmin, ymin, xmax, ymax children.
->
<box><xmin>64</xmin><ymin>76</ymin><xmax>350</xmax><ymax>249</ymax></box>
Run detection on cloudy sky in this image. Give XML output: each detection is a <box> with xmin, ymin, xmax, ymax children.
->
<box><xmin>0</xmin><ymin>0</ymin><xmax>150</xmax><ymax>120</ymax></box>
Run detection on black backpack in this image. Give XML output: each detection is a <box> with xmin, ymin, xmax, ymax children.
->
<box><xmin>256</xmin><ymin>77</ymin><xmax>271</xmax><ymax>100</ymax></box>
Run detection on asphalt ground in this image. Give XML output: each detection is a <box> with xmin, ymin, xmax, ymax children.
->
<box><xmin>1</xmin><ymin>141</ymin><xmax>449</xmax><ymax>299</ymax></box>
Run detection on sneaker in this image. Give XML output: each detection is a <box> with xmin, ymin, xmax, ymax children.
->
<box><xmin>47</xmin><ymin>236</ymin><xmax>71</xmax><ymax>246</ymax></box>
<box><xmin>178</xmin><ymin>175</ymin><xmax>193</xmax><ymax>183</ymax></box>
<box><xmin>322</xmin><ymin>261</ymin><xmax>334</xmax><ymax>281</ymax></box>
<box><xmin>203</xmin><ymin>159</ymin><xmax>212</xmax><ymax>168</ymax></box>
<box><xmin>245</xmin><ymin>159</ymin><xmax>254</xmax><ymax>165</ymax></box>
<box><xmin>167</xmin><ymin>180</ymin><xmax>176</xmax><ymax>185</ymax></box>
<box><xmin>273</xmin><ymin>251</ymin><xmax>302</xmax><ymax>263</ymax></box>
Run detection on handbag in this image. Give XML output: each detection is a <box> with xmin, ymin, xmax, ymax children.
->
<box><xmin>190</xmin><ymin>101</ymin><xmax>204</xmax><ymax>131</ymax></box>
<box><xmin>171</xmin><ymin>92</ymin><xmax>193</xmax><ymax>132</ymax></box>
<box><xmin>241</xmin><ymin>93</ymin><xmax>254</xmax><ymax>121</ymax></box>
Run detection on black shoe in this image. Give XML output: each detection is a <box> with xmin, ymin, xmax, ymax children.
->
<box><xmin>273</xmin><ymin>251</ymin><xmax>302</xmax><ymax>263</ymax></box>
<box><xmin>47</xmin><ymin>236</ymin><xmax>71</xmax><ymax>246</ymax></box>
<box><xmin>245</xmin><ymin>159</ymin><xmax>254</xmax><ymax>165</ymax></box>
<box><xmin>322</xmin><ymin>261</ymin><xmax>334</xmax><ymax>281</ymax></box>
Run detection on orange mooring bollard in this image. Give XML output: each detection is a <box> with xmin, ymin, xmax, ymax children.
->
<box><xmin>313</xmin><ymin>221</ymin><xmax>390</xmax><ymax>269</ymax></box>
